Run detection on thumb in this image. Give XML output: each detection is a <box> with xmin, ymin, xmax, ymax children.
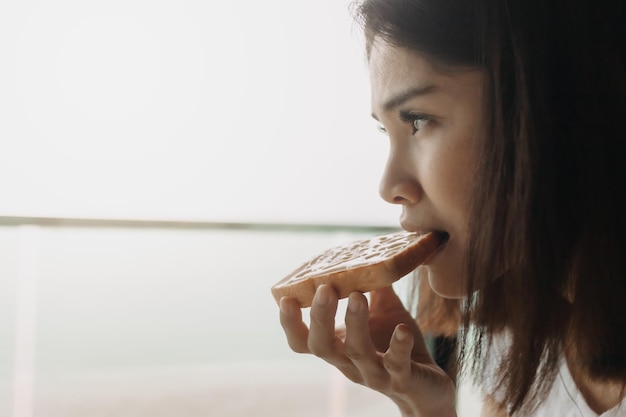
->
<box><xmin>370</xmin><ymin>287</ymin><xmax>435</xmax><ymax>365</ymax></box>
<box><xmin>369</xmin><ymin>285</ymin><xmax>405</xmax><ymax>312</ymax></box>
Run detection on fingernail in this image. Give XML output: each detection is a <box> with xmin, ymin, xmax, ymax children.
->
<box><xmin>348</xmin><ymin>293</ymin><xmax>360</xmax><ymax>313</ymax></box>
<box><xmin>395</xmin><ymin>326</ymin><xmax>408</xmax><ymax>341</ymax></box>
<box><xmin>279</xmin><ymin>297</ymin><xmax>290</xmax><ymax>314</ymax></box>
<box><xmin>314</xmin><ymin>285</ymin><xmax>329</xmax><ymax>306</ymax></box>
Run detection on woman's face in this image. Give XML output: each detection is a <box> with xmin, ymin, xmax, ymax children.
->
<box><xmin>369</xmin><ymin>39</ymin><xmax>485</xmax><ymax>298</ymax></box>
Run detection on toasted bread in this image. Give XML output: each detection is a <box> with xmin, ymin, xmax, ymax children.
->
<box><xmin>271</xmin><ymin>231</ymin><xmax>444</xmax><ymax>307</ymax></box>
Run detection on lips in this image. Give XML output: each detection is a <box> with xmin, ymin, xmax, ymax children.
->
<box><xmin>399</xmin><ymin>218</ymin><xmax>449</xmax><ymax>251</ymax></box>
<box><xmin>421</xmin><ymin>230</ymin><xmax>449</xmax><ymax>264</ymax></box>
<box><xmin>400</xmin><ymin>220</ymin><xmax>449</xmax><ymax>241</ymax></box>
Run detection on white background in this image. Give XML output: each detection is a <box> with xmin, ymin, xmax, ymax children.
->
<box><xmin>0</xmin><ymin>0</ymin><xmax>399</xmax><ymax>226</ymax></box>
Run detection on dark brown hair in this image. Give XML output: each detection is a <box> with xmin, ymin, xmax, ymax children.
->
<box><xmin>354</xmin><ymin>0</ymin><xmax>626</xmax><ymax>413</ymax></box>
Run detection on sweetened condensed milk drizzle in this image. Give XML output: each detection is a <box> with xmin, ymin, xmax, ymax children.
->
<box><xmin>282</xmin><ymin>232</ymin><xmax>425</xmax><ymax>285</ymax></box>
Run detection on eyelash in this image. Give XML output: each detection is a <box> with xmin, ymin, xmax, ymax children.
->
<box><xmin>376</xmin><ymin>112</ymin><xmax>433</xmax><ymax>135</ymax></box>
<box><xmin>399</xmin><ymin>111</ymin><xmax>432</xmax><ymax>134</ymax></box>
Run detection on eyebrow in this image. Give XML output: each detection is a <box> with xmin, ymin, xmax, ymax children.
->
<box><xmin>371</xmin><ymin>84</ymin><xmax>439</xmax><ymax>119</ymax></box>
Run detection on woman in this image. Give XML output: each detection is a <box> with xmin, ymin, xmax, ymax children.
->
<box><xmin>279</xmin><ymin>0</ymin><xmax>626</xmax><ymax>415</ymax></box>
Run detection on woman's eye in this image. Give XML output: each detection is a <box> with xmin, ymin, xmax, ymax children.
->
<box><xmin>376</xmin><ymin>124</ymin><xmax>387</xmax><ymax>134</ymax></box>
<box><xmin>400</xmin><ymin>112</ymin><xmax>431</xmax><ymax>134</ymax></box>
<box><xmin>412</xmin><ymin>116</ymin><xmax>430</xmax><ymax>132</ymax></box>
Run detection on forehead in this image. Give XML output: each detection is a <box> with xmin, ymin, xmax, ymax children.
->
<box><xmin>368</xmin><ymin>40</ymin><xmax>438</xmax><ymax>100</ymax></box>
<box><xmin>368</xmin><ymin>39</ymin><xmax>483</xmax><ymax>114</ymax></box>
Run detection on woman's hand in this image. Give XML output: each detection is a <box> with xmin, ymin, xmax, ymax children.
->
<box><xmin>279</xmin><ymin>284</ymin><xmax>457</xmax><ymax>417</ymax></box>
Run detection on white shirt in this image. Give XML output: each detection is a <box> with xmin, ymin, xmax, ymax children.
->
<box><xmin>521</xmin><ymin>358</ymin><xmax>626</xmax><ymax>417</ymax></box>
<box><xmin>484</xmin><ymin>335</ymin><xmax>626</xmax><ymax>416</ymax></box>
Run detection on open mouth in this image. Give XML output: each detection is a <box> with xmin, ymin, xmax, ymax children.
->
<box><xmin>423</xmin><ymin>231</ymin><xmax>449</xmax><ymax>264</ymax></box>
<box><xmin>434</xmin><ymin>231</ymin><xmax>450</xmax><ymax>246</ymax></box>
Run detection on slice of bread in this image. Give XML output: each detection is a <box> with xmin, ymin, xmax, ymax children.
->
<box><xmin>271</xmin><ymin>231</ymin><xmax>444</xmax><ymax>308</ymax></box>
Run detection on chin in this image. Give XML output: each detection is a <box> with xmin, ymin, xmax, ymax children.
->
<box><xmin>425</xmin><ymin>267</ymin><xmax>466</xmax><ymax>299</ymax></box>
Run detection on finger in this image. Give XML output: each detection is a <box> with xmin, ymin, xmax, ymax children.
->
<box><xmin>385</xmin><ymin>325</ymin><xmax>457</xmax><ymax>409</ymax></box>
<box><xmin>307</xmin><ymin>285</ymin><xmax>343</xmax><ymax>357</ymax></box>
<box><xmin>383</xmin><ymin>324</ymin><xmax>414</xmax><ymax>384</ymax></box>
<box><xmin>307</xmin><ymin>285</ymin><xmax>363</xmax><ymax>382</ymax></box>
<box><xmin>371</xmin><ymin>287</ymin><xmax>434</xmax><ymax>364</ymax></box>
<box><xmin>279</xmin><ymin>297</ymin><xmax>310</xmax><ymax>353</ymax></box>
<box><xmin>344</xmin><ymin>292</ymin><xmax>388</xmax><ymax>386</ymax></box>
<box><xmin>344</xmin><ymin>292</ymin><xmax>377</xmax><ymax>357</ymax></box>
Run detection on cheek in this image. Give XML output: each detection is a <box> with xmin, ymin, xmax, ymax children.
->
<box><xmin>427</xmin><ymin>147</ymin><xmax>475</xmax><ymax>222</ymax></box>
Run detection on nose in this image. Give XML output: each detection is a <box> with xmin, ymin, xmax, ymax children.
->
<box><xmin>378</xmin><ymin>146</ymin><xmax>421</xmax><ymax>205</ymax></box>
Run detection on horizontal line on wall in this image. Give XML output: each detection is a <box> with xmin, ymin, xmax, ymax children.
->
<box><xmin>0</xmin><ymin>216</ymin><xmax>399</xmax><ymax>234</ymax></box>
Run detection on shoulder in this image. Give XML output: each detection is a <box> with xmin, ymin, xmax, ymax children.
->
<box><xmin>480</xmin><ymin>333</ymin><xmax>584</xmax><ymax>416</ymax></box>
<box><xmin>483</xmin><ymin>349</ymin><xmax>623</xmax><ymax>417</ymax></box>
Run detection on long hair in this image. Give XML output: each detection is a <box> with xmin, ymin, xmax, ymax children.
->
<box><xmin>353</xmin><ymin>0</ymin><xmax>626</xmax><ymax>413</ymax></box>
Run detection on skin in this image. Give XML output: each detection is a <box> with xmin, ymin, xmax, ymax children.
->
<box><xmin>280</xmin><ymin>286</ymin><xmax>457</xmax><ymax>417</ymax></box>
<box><xmin>279</xmin><ymin>39</ymin><xmax>485</xmax><ymax>417</ymax></box>
<box><xmin>369</xmin><ymin>40</ymin><xmax>485</xmax><ymax>299</ymax></box>
<box><xmin>280</xmin><ymin>38</ymin><xmax>626</xmax><ymax>416</ymax></box>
